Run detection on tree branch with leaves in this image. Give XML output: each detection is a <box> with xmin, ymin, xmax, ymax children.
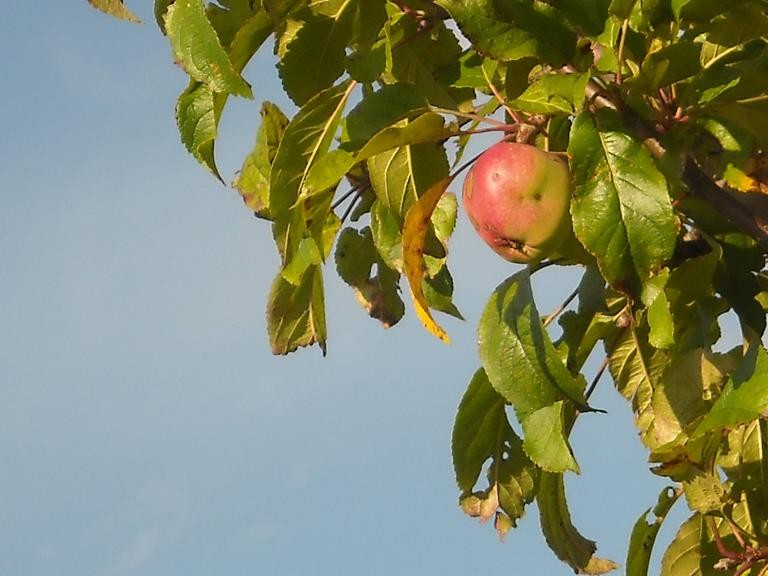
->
<box><xmin>90</xmin><ymin>1</ymin><xmax>768</xmax><ymax>574</ymax></box>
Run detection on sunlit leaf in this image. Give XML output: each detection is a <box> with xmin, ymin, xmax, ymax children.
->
<box><xmin>694</xmin><ymin>342</ymin><xmax>768</xmax><ymax>437</ymax></box>
<box><xmin>682</xmin><ymin>472</ymin><xmax>727</xmax><ymax>514</ymax></box>
<box><xmin>607</xmin><ymin>317</ymin><xmax>669</xmax><ymax>449</ymax></box>
<box><xmin>651</xmin><ymin>348</ymin><xmax>730</xmax><ymax>446</ymax></box>
<box><xmin>402</xmin><ymin>176</ymin><xmax>453</xmax><ymax>343</ymax></box>
<box><xmin>176</xmin><ymin>82</ymin><xmax>223</xmax><ymax>181</ymax></box>
<box><xmin>633</xmin><ymin>41</ymin><xmax>701</xmax><ymax>91</ymax></box>
<box><xmin>538</xmin><ymin>472</ymin><xmax>617</xmax><ymax>574</ymax></box>
<box><xmin>357</xmin><ymin>112</ymin><xmax>451</xmax><ymax>162</ymax></box>
<box><xmin>521</xmin><ymin>402</ymin><xmax>579</xmax><ymax>473</ymax></box>
<box><xmin>267</xmin><ymin>264</ymin><xmax>327</xmax><ymax>355</ymax></box>
<box><xmin>174</xmin><ymin>10</ymin><xmax>274</xmax><ymax>177</ymax></box>
<box><xmin>511</xmin><ymin>72</ymin><xmax>589</xmax><ymax>114</ymax></box>
<box><xmin>569</xmin><ymin>110</ymin><xmax>677</xmax><ymax>290</ymax></box>
<box><xmin>88</xmin><ymin>0</ymin><xmax>141</xmax><ymax>22</ymax></box>
<box><xmin>234</xmin><ymin>101</ymin><xmax>289</xmax><ymax>217</ymax></box>
<box><xmin>165</xmin><ymin>0</ymin><xmax>252</xmax><ymax>98</ymax></box>
<box><xmin>478</xmin><ymin>269</ymin><xmax>591</xmax><ymax>418</ymax></box>
<box><xmin>642</xmin><ymin>269</ymin><xmax>674</xmax><ymax>350</ymax></box>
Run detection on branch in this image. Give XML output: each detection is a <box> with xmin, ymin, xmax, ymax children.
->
<box><xmin>586</xmin><ymin>79</ymin><xmax>768</xmax><ymax>253</ymax></box>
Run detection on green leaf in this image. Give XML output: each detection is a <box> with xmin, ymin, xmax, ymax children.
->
<box><xmin>234</xmin><ymin>102</ymin><xmax>289</xmax><ymax>218</ymax></box>
<box><xmin>384</xmin><ymin>16</ymin><xmax>470</xmax><ymax>109</ymax></box>
<box><xmin>366</xmin><ymin>125</ymin><xmax>449</xmax><ymax>223</ymax></box>
<box><xmin>672</xmin><ymin>0</ymin><xmax>736</xmax><ymax>22</ymax></box>
<box><xmin>478</xmin><ymin>269</ymin><xmax>590</xmax><ymax>419</ymax></box>
<box><xmin>155</xmin><ymin>0</ymin><xmax>174</xmax><ymax>32</ymax></box>
<box><xmin>538</xmin><ymin>472</ymin><xmax>617</xmax><ymax>574</ymax></box>
<box><xmin>423</xmin><ymin>263</ymin><xmax>463</xmax><ymax>320</ymax></box>
<box><xmin>609</xmin><ymin>0</ymin><xmax>638</xmax><ymax>19</ymax></box>
<box><xmin>436</xmin><ymin>0</ymin><xmax>577</xmax><ymax>66</ymax></box>
<box><xmin>651</xmin><ymin>349</ymin><xmax>730</xmax><ymax>445</ymax></box>
<box><xmin>607</xmin><ymin>317</ymin><xmax>669</xmax><ymax>449</ymax></box>
<box><xmin>357</xmin><ymin>112</ymin><xmax>450</xmax><ymax>161</ymax></box>
<box><xmin>176</xmin><ymin>82</ymin><xmax>223</xmax><ymax>181</ymax></box>
<box><xmin>556</xmin><ymin>0</ymin><xmax>610</xmax><ymax>36</ymax></box>
<box><xmin>278</xmin><ymin>10</ymin><xmax>347</xmax><ymax>105</ymax></box>
<box><xmin>165</xmin><ymin>0</ymin><xmax>253</xmax><ymax>98</ymax></box>
<box><xmin>706</xmin><ymin>3</ymin><xmax>768</xmax><ymax>47</ymax></box>
<box><xmin>370</xmin><ymin>200</ymin><xmax>403</xmax><ymax>271</ymax></box>
<box><xmin>453</xmin><ymin>369</ymin><xmax>538</xmax><ymax>527</ymax></box>
<box><xmin>511</xmin><ymin>72</ymin><xmax>589</xmax><ymax>114</ymax></box>
<box><xmin>270</xmin><ymin>81</ymin><xmax>354</xmax><ymax>265</ymax></box>
<box><xmin>714</xmin><ymin>233</ymin><xmax>766</xmax><ymax>335</ymax></box>
<box><xmin>719</xmin><ymin>420</ymin><xmax>768</xmax><ymax>486</ymax></box>
<box><xmin>558</xmin><ymin>267</ymin><xmax>612</xmax><ymax>373</ymax></box>
<box><xmin>521</xmin><ymin>402</ymin><xmax>579</xmax><ymax>473</ymax></box>
<box><xmin>633</xmin><ymin>40</ymin><xmax>702</xmax><ymax>91</ymax></box>
<box><xmin>267</xmin><ymin>264</ymin><xmax>327</xmax><ymax>355</ymax></box>
<box><xmin>659</xmin><ymin>514</ymin><xmax>707</xmax><ymax>576</ymax></box>
<box><xmin>626</xmin><ymin>487</ymin><xmax>680</xmax><ymax>576</ymax></box>
<box><xmin>345</xmin><ymin>84</ymin><xmax>427</xmax><ymax>145</ymax></box>
<box><xmin>334</xmin><ymin>227</ymin><xmax>405</xmax><ymax>327</ymax></box>
<box><xmin>683</xmin><ymin>472</ymin><xmax>727</xmax><ymax>514</ymax></box>
<box><xmin>308</xmin><ymin>0</ymin><xmax>388</xmax><ymax>85</ymax></box>
<box><xmin>642</xmin><ymin>269</ymin><xmax>674</xmax><ymax>350</ymax></box>
<box><xmin>694</xmin><ymin>342</ymin><xmax>768</xmax><ymax>437</ymax></box>
<box><xmin>173</xmin><ymin>9</ymin><xmax>274</xmax><ymax>177</ymax></box>
<box><xmin>205</xmin><ymin>0</ymin><xmax>260</xmax><ymax>49</ymax></box>
<box><xmin>302</xmin><ymin>149</ymin><xmax>356</xmax><ymax>198</ymax></box>
<box><xmin>88</xmin><ymin>0</ymin><xmax>141</xmax><ymax>22</ymax></box>
<box><xmin>282</xmin><ymin>237</ymin><xmax>322</xmax><ymax>285</ymax></box>
<box><xmin>569</xmin><ymin>110</ymin><xmax>677</xmax><ymax>289</ymax></box>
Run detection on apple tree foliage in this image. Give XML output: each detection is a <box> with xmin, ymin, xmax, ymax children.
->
<box><xmin>91</xmin><ymin>0</ymin><xmax>768</xmax><ymax>573</ymax></box>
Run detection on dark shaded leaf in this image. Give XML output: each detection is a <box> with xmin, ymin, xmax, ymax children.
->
<box><xmin>538</xmin><ymin>472</ymin><xmax>618</xmax><ymax>574</ymax></box>
<box><xmin>436</xmin><ymin>0</ymin><xmax>576</xmax><ymax>66</ymax></box>
<box><xmin>453</xmin><ymin>369</ymin><xmax>538</xmax><ymax>528</ymax></box>
<box><xmin>626</xmin><ymin>487</ymin><xmax>680</xmax><ymax>576</ymax></box>
<box><xmin>334</xmin><ymin>227</ymin><xmax>404</xmax><ymax>327</ymax></box>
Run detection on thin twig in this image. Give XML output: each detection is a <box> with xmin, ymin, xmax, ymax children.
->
<box><xmin>340</xmin><ymin>192</ymin><xmax>361</xmax><ymax>224</ymax></box>
<box><xmin>481</xmin><ymin>65</ymin><xmax>522</xmax><ymax>124</ymax></box>
<box><xmin>331</xmin><ymin>184</ymin><xmax>362</xmax><ymax>212</ymax></box>
<box><xmin>616</xmin><ymin>18</ymin><xmax>629</xmax><ymax>85</ymax></box>
<box><xmin>542</xmin><ymin>288</ymin><xmax>578</xmax><ymax>328</ymax></box>
<box><xmin>430</xmin><ymin>106</ymin><xmax>508</xmax><ymax>127</ymax></box>
<box><xmin>585</xmin><ymin>357</ymin><xmax>608</xmax><ymax>401</ymax></box>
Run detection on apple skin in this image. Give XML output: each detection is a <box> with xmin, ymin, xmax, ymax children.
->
<box><xmin>462</xmin><ymin>142</ymin><xmax>572</xmax><ymax>264</ymax></box>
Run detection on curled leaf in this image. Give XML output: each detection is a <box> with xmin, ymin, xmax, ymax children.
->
<box><xmin>402</xmin><ymin>175</ymin><xmax>453</xmax><ymax>343</ymax></box>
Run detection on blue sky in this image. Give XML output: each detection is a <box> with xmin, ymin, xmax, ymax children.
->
<box><xmin>1</xmin><ymin>4</ymin><xmax>687</xmax><ymax>575</ymax></box>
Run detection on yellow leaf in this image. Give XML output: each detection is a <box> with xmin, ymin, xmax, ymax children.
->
<box><xmin>402</xmin><ymin>175</ymin><xmax>453</xmax><ymax>344</ymax></box>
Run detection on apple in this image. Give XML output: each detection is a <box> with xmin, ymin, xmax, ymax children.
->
<box><xmin>462</xmin><ymin>142</ymin><xmax>572</xmax><ymax>264</ymax></box>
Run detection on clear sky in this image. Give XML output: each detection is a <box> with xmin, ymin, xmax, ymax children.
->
<box><xmin>1</xmin><ymin>4</ymin><xmax>689</xmax><ymax>575</ymax></box>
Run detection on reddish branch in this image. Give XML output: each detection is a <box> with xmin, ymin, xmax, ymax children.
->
<box><xmin>709</xmin><ymin>516</ymin><xmax>768</xmax><ymax>576</ymax></box>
